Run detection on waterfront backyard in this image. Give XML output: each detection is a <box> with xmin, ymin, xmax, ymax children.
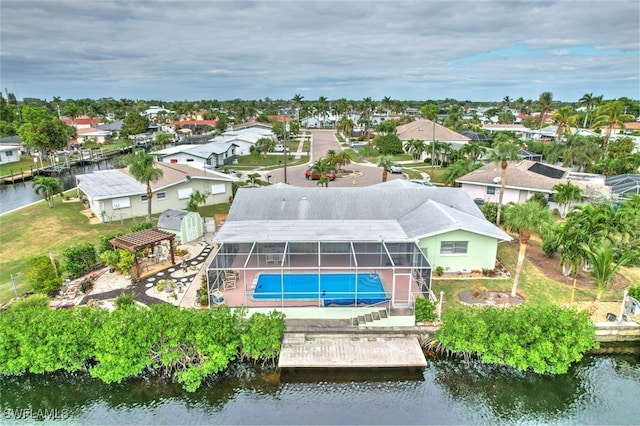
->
<box><xmin>0</xmin><ymin>190</ymin><xmax>638</xmax><ymax>321</ymax></box>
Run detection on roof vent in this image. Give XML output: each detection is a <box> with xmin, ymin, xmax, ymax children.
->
<box><xmin>492</xmin><ymin>177</ymin><xmax>501</xmax><ymax>183</ymax></box>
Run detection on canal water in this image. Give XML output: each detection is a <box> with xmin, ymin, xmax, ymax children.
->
<box><xmin>0</xmin><ymin>162</ymin><xmax>111</xmax><ymax>215</ymax></box>
<box><xmin>1</xmin><ymin>354</ymin><xmax>639</xmax><ymax>424</ymax></box>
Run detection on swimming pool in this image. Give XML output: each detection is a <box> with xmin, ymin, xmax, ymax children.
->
<box><xmin>253</xmin><ymin>273</ymin><xmax>388</xmax><ymax>306</ymax></box>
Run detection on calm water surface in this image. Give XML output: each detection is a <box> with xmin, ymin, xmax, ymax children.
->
<box><xmin>1</xmin><ymin>354</ymin><xmax>639</xmax><ymax>425</ymax></box>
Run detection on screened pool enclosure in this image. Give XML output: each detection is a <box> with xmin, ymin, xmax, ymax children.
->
<box><xmin>205</xmin><ymin>240</ymin><xmax>432</xmax><ymax>309</ymax></box>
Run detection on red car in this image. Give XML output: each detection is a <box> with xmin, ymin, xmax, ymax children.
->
<box><xmin>305</xmin><ymin>168</ymin><xmax>336</xmax><ymax>180</ymax></box>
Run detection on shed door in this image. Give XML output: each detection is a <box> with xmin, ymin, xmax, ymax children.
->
<box><xmin>185</xmin><ymin>214</ymin><xmax>198</xmax><ymax>242</ymax></box>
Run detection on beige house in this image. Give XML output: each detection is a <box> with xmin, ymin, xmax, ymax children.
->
<box><xmin>77</xmin><ymin>162</ymin><xmax>238</xmax><ymax>222</ymax></box>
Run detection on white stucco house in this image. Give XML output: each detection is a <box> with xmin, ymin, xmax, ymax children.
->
<box><xmin>76</xmin><ymin>162</ymin><xmax>238</xmax><ymax>222</ymax></box>
<box><xmin>456</xmin><ymin>160</ymin><xmax>611</xmax><ymax>209</ymax></box>
<box><xmin>0</xmin><ymin>145</ymin><xmax>21</xmax><ymax>165</ymax></box>
<box><xmin>153</xmin><ymin>141</ymin><xmax>239</xmax><ymax>169</ymax></box>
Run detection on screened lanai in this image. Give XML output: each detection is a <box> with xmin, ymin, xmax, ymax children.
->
<box><xmin>205</xmin><ymin>238</ymin><xmax>432</xmax><ymax>309</ymax></box>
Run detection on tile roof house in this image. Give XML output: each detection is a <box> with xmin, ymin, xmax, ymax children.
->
<box><xmin>456</xmin><ymin>160</ymin><xmax>611</xmax><ymax>208</ymax></box>
<box><xmin>396</xmin><ymin>119</ymin><xmax>471</xmax><ymax>154</ymax></box>
<box><xmin>77</xmin><ymin>162</ymin><xmax>237</xmax><ymax>222</ymax></box>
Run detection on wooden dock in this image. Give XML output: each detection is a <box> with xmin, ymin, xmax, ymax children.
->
<box><xmin>278</xmin><ymin>333</ymin><xmax>427</xmax><ymax>368</ymax></box>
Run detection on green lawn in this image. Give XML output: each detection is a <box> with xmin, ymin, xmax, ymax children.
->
<box><xmin>0</xmin><ymin>156</ymin><xmax>40</xmax><ymax>178</ymax></box>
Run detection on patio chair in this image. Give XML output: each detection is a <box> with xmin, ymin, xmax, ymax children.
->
<box><xmin>265</xmin><ymin>253</ymin><xmax>280</xmax><ymax>264</ymax></box>
<box><xmin>212</xmin><ymin>290</ymin><xmax>225</xmax><ymax>306</ymax></box>
<box><xmin>223</xmin><ymin>273</ymin><xmax>237</xmax><ymax>290</ymax></box>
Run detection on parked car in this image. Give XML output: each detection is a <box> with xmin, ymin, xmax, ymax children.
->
<box><xmin>305</xmin><ymin>163</ymin><xmax>336</xmax><ymax>181</ymax></box>
<box><xmin>387</xmin><ymin>164</ymin><xmax>403</xmax><ymax>174</ymax></box>
<box><xmin>409</xmin><ymin>179</ymin><xmax>433</xmax><ymax>187</ymax></box>
<box><xmin>273</xmin><ymin>144</ymin><xmax>289</xmax><ymax>152</ymax></box>
<box><xmin>350</xmin><ymin>141</ymin><xmax>367</xmax><ymax>148</ymax></box>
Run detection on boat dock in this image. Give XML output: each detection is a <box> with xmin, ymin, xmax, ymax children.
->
<box><xmin>278</xmin><ymin>333</ymin><xmax>428</xmax><ymax>368</ymax></box>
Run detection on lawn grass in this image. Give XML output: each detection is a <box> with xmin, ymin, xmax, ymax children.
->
<box><xmin>0</xmin><ymin>156</ymin><xmax>40</xmax><ymax>178</ymax></box>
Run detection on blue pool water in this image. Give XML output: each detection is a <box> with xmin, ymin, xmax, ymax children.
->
<box><xmin>254</xmin><ymin>273</ymin><xmax>388</xmax><ymax>306</ymax></box>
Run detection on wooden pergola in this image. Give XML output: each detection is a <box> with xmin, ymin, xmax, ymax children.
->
<box><xmin>109</xmin><ymin>229</ymin><xmax>176</xmax><ymax>279</ymax></box>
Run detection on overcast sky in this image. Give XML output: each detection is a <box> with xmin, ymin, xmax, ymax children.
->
<box><xmin>1</xmin><ymin>1</ymin><xmax>638</xmax><ymax>103</ymax></box>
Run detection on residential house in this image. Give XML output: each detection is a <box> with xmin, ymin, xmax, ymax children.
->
<box><xmin>154</xmin><ymin>141</ymin><xmax>238</xmax><ymax>169</ymax></box>
<box><xmin>75</xmin><ymin>127</ymin><xmax>111</xmax><ymax>145</ymax></box>
<box><xmin>76</xmin><ymin>162</ymin><xmax>237</xmax><ymax>222</ymax></box>
<box><xmin>206</xmin><ymin>184</ymin><xmax>511</xmax><ymax>311</ymax></box>
<box><xmin>0</xmin><ymin>144</ymin><xmax>21</xmax><ymax>165</ymax></box>
<box><xmin>456</xmin><ymin>160</ymin><xmax>611</xmax><ymax>209</ymax></box>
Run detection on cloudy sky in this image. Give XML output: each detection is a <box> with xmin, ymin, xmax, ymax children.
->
<box><xmin>1</xmin><ymin>1</ymin><xmax>638</xmax><ymax>103</ymax></box>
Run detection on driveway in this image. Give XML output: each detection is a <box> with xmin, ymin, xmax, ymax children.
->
<box><xmin>268</xmin><ymin>129</ymin><xmax>405</xmax><ymax>187</ymax></box>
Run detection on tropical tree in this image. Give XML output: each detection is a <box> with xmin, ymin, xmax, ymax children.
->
<box><xmin>404</xmin><ymin>139</ymin><xmax>426</xmax><ymax>161</ymax></box>
<box><xmin>333</xmin><ymin>151</ymin><xmax>351</xmax><ymax>172</ymax></box>
<box><xmin>17</xmin><ymin>107</ymin><xmax>73</xmax><ymax>157</ymax></box>
<box><xmin>32</xmin><ymin>176</ymin><xmax>63</xmax><ymax>208</ymax></box>
<box><xmin>442</xmin><ymin>159</ymin><xmax>475</xmax><ymax>186</ymax></box>
<box><xmin>592</xmin><ymin>100</ymin><xmax>635</xmax><ymax>149</ymax></box>
<box><xmin>536</xmin><ymin>91</ymin><xmax>553</xmax><ymax>129</ymax></box>
<box><xmin>581</xmin><ymin>243</ymin><xmax>630</xmax><ymax>300</ymax></box>
<box><xmin>504</xmin><ymin>200</ymin><xmax>553</xmax><ymax>297</ymax></box>
<box><xmin>419</xmin><ymin>103</ymin><xmax>438</xmax><ymax>120</ymax></box>
<box><xmin>459</xmin><ymin>141</ymin><xmax>487</xmax><ymax>163</ymax></box>
<box><xmin>311</xmin><ymin>158</ymin><xmax>333</xmax><ymax>188</ymax></box>
<box><xmin>488</xmin><ymin>134</ymin><xmax>523</xmax><ymax>225</ymax></box>
<box><xmin>552</xmin><ymin>182</ymin><xmax>582</xmax><ymax>218</ymax></box>
<box><xmin>376</xmin><ymin>155</ymin><xmax>394</xmax><ymax>182</ymax></box>
<box><xmin>255</xmin><ymin>137</ymin><xmax>274</xmax><ymax>158</ymax></box>
<box><xmin>578</xmin><ymin>93</ymin><xmax>602</xmax><ymax>128</ymax></box>
<box><xmin>337</xmin><ymin>116</ymin><xmax>355</xmax><ymax>142</ymax></box>
<box><xmin>186</xmin><ymin>190</ymin><xmax>207</xmax><ymax>212</ymax></box>
<box><xmin>120</xmin><ymin>112</ymin><xmax>150</xmax><ymax>138</ymax></box>
<box><xmin>553</xmin><ymin>106</ymin><xmax>579</xmax><ymax>138</ymax></box>
<box><xmin>126</xmin><ymin>152</ymin><xmax>163</xmax><ymax>221</ymax></box>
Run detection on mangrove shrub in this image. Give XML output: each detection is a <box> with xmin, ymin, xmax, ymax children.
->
<box><xmin>435</xmin><ymin>305</ymin><xmax>598</xmax><ymax>374</ymax></box>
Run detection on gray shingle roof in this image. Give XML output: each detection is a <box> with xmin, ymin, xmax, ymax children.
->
<box><xmin>77</xmin><ymin>169</ymin><xmax>145</xmax><ymax>199</ymax></box>
<box><xmin>216</xmin><ymin>185</ymin><xmax>510</xmax><ymax>242</ymax></box>
<box><xmin>157</xmin><ymin>209</ymin><xmax>189</xmax><ymax>230</ymax></box>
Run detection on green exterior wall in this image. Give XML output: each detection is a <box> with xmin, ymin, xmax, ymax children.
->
<box><xmin>418</xmin><ymin>229</ymin><xmax>498</xmax><ymax>272</ymax></box>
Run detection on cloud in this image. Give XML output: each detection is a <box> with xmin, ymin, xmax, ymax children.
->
<box><xmin>1</xmin><ymin>0</ymin><xmax>638</xmax><ymax>102</ymax></box>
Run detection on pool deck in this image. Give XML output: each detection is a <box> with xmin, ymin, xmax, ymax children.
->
<box><xmin>278</xmin><ymin>332</ymin><xmax>428</xmax><ymax>368</ymax></box>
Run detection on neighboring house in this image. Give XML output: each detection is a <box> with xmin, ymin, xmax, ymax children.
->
<box><xmin>0</xmin><ymin>144</ymin><xmax>21</xmax><ymax>165</ymax></box>
<box><xmin>218</xmin><ymin>132</ymin><xmax>268</xmax><ymax>156</ymax></box>
<box><xmin>75</xmin><ymin>127</ymin><xmax>111</xmax><ymax>145</ymax></box>
<box><xmin>482</xmin><ymin>124</ymin><xmax>531</xmax><ymax>139</ymax></box>
<box><xmin>208</xmin><ymin>184</ymin><xmax>511</xmax><ymax>309</ymax></box>
<box><xmin>396</xmin><ymin>119</ymin><xmax>471</xmax><ymax>148</ymax></box>
<box><xmin>154</xmin><ymin>141</ymin><xmax>238</xmax><ymax>168</ymax></box>
<box><xmin>606</xmin><ymin>174</ymin><xmax>640</xmax><ymax>200</ymax></box>
<box><xmin>63</xmin><ymin>116</ymin><xmax>103</xmax><ymax>129</ymax></box>
<box><xmin>456</xmin><ymin>160</ymin><xmax>611</xmax><ymax>208</ymax></box>
<box><xmin>143</xmin><ymin>106</ymin><xmax>173</xmax><ymax>120</ymax></box>
<box><xmin>76</xmin><ymin>162</ymin><xmax>237</xmax><ymax>222</ymax></box>
<box><xmin>157</xmin><ymin>209</ymin><xmax>203</xmax><ymax>244</ymax></box>
<box><xmin>173</xmin><ymin>120</ymin><xmax>217</xmax><ymax>132</ymax></box>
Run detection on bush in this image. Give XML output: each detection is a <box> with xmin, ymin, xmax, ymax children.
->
<box><xmin>62</xmin><ymin>242</ymin><xmax>98</xmax><ymax>278</ymax></box>
<box><xmin>99</xmin><ymin>250</ymin><xmax>120</xmax><ymax>270</ymax></box>
<box><xmin>415</xmin><ymin>298</ymin><xmax>437</xmax><ymax>323</ymax></box>
<box><xmin>98</xmin><ymin>232</ymin><xmax>125</xmax><ymax>254</ymax></box>
<box><xmin>116</xmin><ymin>250</ymin><xmax>135</xmax><ymax>275</ymax></box>
<box><xmin>130</xmin><ymin>222</ymin><xmax>153</xmax><ymax>233</ymax></box>
<box><xmin>435</xmin><ymin>266</ymin><xmax>444</xmax><ymax>276</ymax></box>
<box><xmin>25</xmin><ymin>255</ymin><xmax>63</xmax><ymax>297</ymax></box>
<box><xmin>479</xmin><ymin>202</ymin><xmax>499</xmax><ymax>223</ymax></box>
<box><xmin>114</xmin><ymin>293</ymin><xmax>136</xmax><ymax>309</ymax></box>
<box><xmin>541</xmin><ymin>236</ymin><xmax>559</xmax><ymax>258</ymax></box>
<box><xmin>435</xmin><ymin>305</ymin><xmax>598</xmax><ymax>374</ymax></box>
<box><xmin>629</xmin><ymin>284</ymin><xmax>640</xmax><ymax>301</ymax></box>
<box><xmin>8</xmin><ymin>294</ymin><xmax>51</xmax><ymax>310</ymax></box>
<box><xmin>530</xmin><ymin>192</ymin><xmax>549</xmax><ymax>208</ymax></box>
<box><xmin>79</xmin><ymin>278</ymin><xmax>94</xmax><ymax>294</ymax></box>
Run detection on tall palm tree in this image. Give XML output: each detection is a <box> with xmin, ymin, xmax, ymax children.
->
<box><xmin>377</xmin><ymin>155</ymin><xmax>394</xmax><ymax>182</ymax></box>
<box><xmin>504</xmin><ymin>200</ymin><xmax>553</xmax><ymax>297</ymax></box>
<box><xmin>33</xmin><ymin>176</ymin><xmax>63</xmax><ymax>208</ymax></box>
<box><xmin>592</xmin><ymin>100</ymin><xmax>635</xmax><ymax>149</ymax></box>
<box><xmin>337</xmin><ymin>116</ymin><xmax>355</xmax><ymax>142</ymax></box>
<box><xmin>404</xmin><ymin>139</ymin><xmax>426</xmax><ymax>161</ymax></box>
<box><xmin>488</xmin><ymin>134</ymin><xmax>523</xmax><ymax>225</ymax></box>
<box><xmin>126</xmin><ymin>152</ymin><xmax>163</xmax><ymax>221</ymax></box>
<box><xmin>536</xmin><ymin>91</ymin><xmax>553</xmax><ymax>129</ymax></box>
<box><xmin>311</xmin><ymin>158</ymin><xmax>333</xmax><ymax>188</ymax></box>
<box><xmin>552</xmin><ymin>182</ymin><xmax>582</xmax><ymax>218</ymax></box>
<box><xmin>552</xmin><ymin>106</ymin><xmax>579</xmax><ymax>138</ymax></box>
<box><xmin>578</xmin><ymin>93</ymin><xmax>602</xmax><ymax>128</ymax></box>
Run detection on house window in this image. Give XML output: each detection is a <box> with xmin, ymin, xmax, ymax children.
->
<box><xmin>170</xmin><ymin>159</ymin><xmax>178</xmax><ymax>163</ymax></box>
<box><xmin>157</xmin><ymin>192</ymin><xmax>166</xmax><ymax>200</ymax></box>
<box><xmin>487</xmin><ymin>186</ymin><xmax>498</xmax><ymax>195</ymax></box>
<box><xmin>548</xmin><ymin>193</ymin><xmax>555</xmax><ymax>202</ymax></box>
<box><xmin>186</xmin><ymin>158</ymin><xmax>194</xmax><ymax>162</ymax></box>
<box><xmin>440</xmin><ymin>241</ymin><xmax>468</xmax><ymax>255</ymax></box>
<box><xmin>141</xmin><ymin>195</ymin><xmax>148</xmax><ymax>202</ymax></box>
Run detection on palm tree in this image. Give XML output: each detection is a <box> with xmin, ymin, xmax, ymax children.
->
<box><xmin>537</xmin><ymin>91</ymin><xmax>553</xmax><ymax>129</ymax></box>
<box><xmin>333</xmin><ymin>151</ymin><xmax>351</xmax><ymax>172</ymax></box>
<box><xmin>404</xmin><ymin>139</ymin><xmax>426</xmax><ymax>161</ymax></box>
<box><xmin>488</xmin><ymin>134</ymin><xmax>523</xmax><ymax>225</ymax></box>
<box><xmin>126</xmin><ymin>152</ymin><xmax>163</xmax><ymax>221</ymax></box>
<box><xmin>337</xmin><ymin>116</ymin><xmax>355</xmax><ymax>142</ymax></box>
<box><xmin>552</xmin><ymin>106</ymin><xmax>579</xmax><ymax>138</ymax></box>
<box><xmin>311</xmin><ymin>158</ymin><xmax>333</xmax><ymax>188</ymax></box>
<box><xmin>376</xmin><ymin>155</ymin><xmax>394</xmax><ymax>182</ymax></box>
<box><xmin>581</xmin><ymin>243</ymin><xmax>631</xmax><ymax>300</ymax></box>
<box><xmin>255</xmin><ymin>137</ymin><xmax>274</xmax><ymax>158</ymax></box>
<box><xmin>460</xmin><ymin>141</ymin><xmax>487</xmax><ymax>163</ymax></box>
<box><xmin>592</xmin><ymin>100</ymin><xmax>635</xmax><ymax>149</ymax></box>
<box><xmin>578</xmin><ymin>93</ymin><xmax>602</xmax><ymax>128</ymax></box>
<box><xmin>552</xmin><ymin>182</ymin><xmax>582</xmax><ymax>218</ymax></box>
<box><xmin>186</xmin><ymin>190</ymin><xmax>207</xmax><ymax>212</ymax></box>
<box><xmin>33</xmin><ymin>176</ymin><xmax>63</xmax><ymax>208</ymax></box>
<box><xmin>442</xmin><ymin>159</ymin><xmax>474</xmax><ymax>186</ymax></box>
<box><xmin>504</xmin><ymin>200</ymin><xmax>553</xmax><ymax>297</ymax></box>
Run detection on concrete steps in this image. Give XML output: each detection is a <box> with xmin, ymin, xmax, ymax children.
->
<box><xmin>352</xmin><ymin>309</ymin><xmax>389</xmax><ymax>326</ymax></box>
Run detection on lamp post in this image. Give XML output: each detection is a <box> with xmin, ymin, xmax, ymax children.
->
<box><xmin>431</xmin><ymin>118</ymin><xmax>436</xmax><ymax>176</ymax></box>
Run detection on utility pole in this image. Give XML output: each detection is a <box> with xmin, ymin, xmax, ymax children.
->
<box><xmin>283</xmin><ymin>120</ymin><xmax>288</xmax><ymax>184</ymax></box>
<box><xmin>431</xmin><ymin>118</ymin><xmax>436</xmax><ymax>176</ymax></box>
